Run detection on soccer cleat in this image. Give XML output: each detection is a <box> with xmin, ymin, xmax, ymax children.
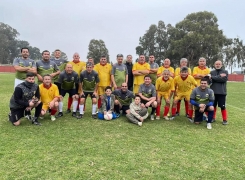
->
<box><xmin>163</xmin><ymin>116</ymin><xmax>170</xmax><ymax>120</ymax></box>
<box><xmin>66</xmin><ymin>109</ymin><xmax>71</xmax><ymax>114</ymax></box>
<box><xmin>72</xmin><ymin>112</ymin><xmax>77</xmax><ymax>117</ymax></box>
<box><xmin>56</xmin><ymin>112</ymin><xmax>63</xmax><ymax>118</ymax></box>
<box><xmin>92</xmin><ymin>114</ymin><xmax>97</xmax><ymax>119</ymax></box>
<box><xmin>32</xmin><ymin>117</ymin><xmax>41</xmax><ymax>126</ymax></box>
<box><xmin>222</xmin><ymin>120</ymin><xmax>228</xmax><ymax>125</ymax></box>
<box><xmin>138</xmin><ymin>122</ymin><xmax>142</xmax><ymax>127</ymax></box>
<box><xmin>211</xmin><ymin>119</ymin><xmax>216</xmax><ymax>123</ymax></box>
<box><xmin>26</xmin><ymin>115</ymin><xmax>33</xmax><ymax>122</ymax></box>
<box><xmin>207</xmin><ymin>123</ymin><xmax>212</xmax><ymax>129</ymax></box>
<box><xmin>150</xmin><ymin>115</ymin><xmax>155</xmax><ymax>121</ymax></box>
<box><xmin>77</xmin><ymin>114</ymin><xmax>83</xmax><ymax>119</ymax></box>
<box><xmin>188</xmin><ymin>118</ymin><xmax>194</xmax><ymax>123</ymax></box>
<box><xmin>175</xmin><ymin>112</ymin><xmax>180</xmax><ymax>116</ymax></box>
<box><xmin>39</xmin><ymin>116</ymin><xmax>44</xmax><ymax>120</ymax></box>
<box><xmin>169</xmin><ymin>116</ymin><xmax>175</xmax><ymax>120</ymax></box>
<box><xmin>156</xmin><ymin>116</ymin><xmax>160</xmax><ymax>120</ymax></box>
<box><xmin>51</xmin><ymin>115</ymin><xmax>56</xmax><ymax>121</ymax></box>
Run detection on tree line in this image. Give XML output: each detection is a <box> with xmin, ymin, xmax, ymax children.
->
<box><xmin>1</xmin><ymin>11</ymin><xmax>245</xmax><ymax>73</ymax></box>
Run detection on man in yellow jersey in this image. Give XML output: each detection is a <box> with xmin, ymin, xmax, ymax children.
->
<box><xmin>193</xmin><ymin>57</ymin><xmax>210</xmax><ymax>86</ymax></box>
<box><xmin>155</xmin><ymin>70</ymin><xmax>175</xmax><ymax>120</ymax></box>
<box><xmin>171</xmin><ymin>67</ymin><xmax>197</xmax><ymax>120</ymax></box>
<box><xmin>132</xmin><ymin>55</ymin><xmax>150</xmax><ymax>94</ymax></box>
<box><xmin>174</xmin><ymin>58</ymin><xmax>192</xmax><ymax>117</ymax></box>
<box><xmin>66</xmin><ymin>53</ymin><xmax>86</xmax><ymax>113</ymax></box>
<box><xmin>39</xmin><ymin>74</ymin><xmax>60</xmax><ymax>121</ymax></box>
<box><xmin>157</xmin><ymin>58</ymin><xmax>175</xmax><ymax>78</ymax></box>
<box><xmin>94</xmin><ymin>55</ymin><xmax>112</xmax><ymax>108</ymax></box>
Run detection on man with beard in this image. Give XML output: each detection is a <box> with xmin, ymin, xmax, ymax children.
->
<box><xmin>113</xmin><ymin>82</ymin><xmax>135</xmax><ymax>115</ymax></box>
<box><xmin>9</xmin><ymin>72</ymin><xmax>42</xmax><ymax>126</ymax></box>
<box><xmin>190</xmin><ymin>78</ymin><xmax>215</xmax><ymax>129</ymax></box>
<box><xmin>111</xmin><ymin>54</ymin><xmax>128</xmax><ymax>89</ymax></box>
<box><xmin>210</xmin><ymin>60</ymin><xmax>228</xmax><ymax>125</ymax></box>
<box><xmin>56</xmin><ymin>64</ymin><xmax>79</xmax><ymax>118</ymax></box>
<box><xmin>36</xmin><ymin>50</ymin><xmax>60</xmax><ymax>84</ymax></box>
<box><xmin>13</xmin><ymin>47</ymin><xmax>37</xmax><ymax>87</ymax></box>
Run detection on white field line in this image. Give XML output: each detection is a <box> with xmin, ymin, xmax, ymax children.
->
<box><xmin>226</xmin><ymin>104</ymin><xmax>244</xmax><ymax>112</ymax></box>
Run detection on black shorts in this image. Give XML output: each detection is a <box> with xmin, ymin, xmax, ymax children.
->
<box><xmin>80</xmin><ymin>92</ymin><xmax>96</xmax><ymax>99</ymax></box>
<box><xmin>141</xmin><ymin>100</ymin><xmax>152</xmax><ymax>108</ymax></box>
<box><xmin>54</xmin><ymin>82</ymin><xmax>61</xmax><ymax>92</ymax></box>
<box><xmin>213</xmin><ymin>94</ymin><xmax>226</xmax><ymax>108</ymax></box>
<box><xmin>121</xmin><ymin>105</ymin><xmax>130</xmax><ymax>114</ymax></box>
<box><xmin>9</xmin><ymin>108</ymin><xmax>26</xmax><ymax>123</ymax></box>
<box><xmin>60</xmin><ymin>89</ymin><xmax>77</xmax><ymax>97</ymax></box>
<box><xmin>194</xmin><ymin>106</ymin><xmax>209</xmax><ymax>122</ymax></box>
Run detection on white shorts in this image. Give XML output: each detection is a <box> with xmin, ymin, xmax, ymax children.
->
<box><xmin>14</xmin><ymin>78</ymin><xmax>25</xmax><ymax>88</ymax></box>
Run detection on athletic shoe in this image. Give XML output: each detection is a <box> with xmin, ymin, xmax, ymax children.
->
<box><xmin>222</xmin><ymin>120</ymin><xmax>228</xmax><ymax>125</ymax></box>
<box><xmin>156</xmin><ymin>116</ymin><xmax>160</xmax><ymax>120</ymax></box>
<box><xmin>32</xmin><ymin>117</ymin><xmax>41</xmax><ymax>126</ymax></box>
<box><xmin>169</xmin><ymin>116</ymin><xmax>175</xmax><ymax>120</ymax></box>
<box><xmin>56</xmin><ymin>112</ymin><xmax>63</xmax><ymax>118</ymax></box>
<box><xmin>77</xmin><ymin>114</ymin><xmax>83</xmax><ymax>119</ymax></box>
<box><xmin>188</xmin><ymin>118</ymin><xmax>194</xmax><ymax>123</ymax></box>
<box><xmin>39</xmin><ymin>116</ymin><xmax>44</xmax><ymax>120</ymax></box>
<box><xmin>51</xmin><ymin>115</ymin><xmax>56</xmax><ymax>121</ymax></box>
<box><xmin>138</xmin><ymin>122</ymin><xmax>142</xmax><ymax>127</ymax></box>
<box><xmin>92</xmin><ymin>114</ymin><xmax>97</xmax><ymax>119</ymax></box>
<box><xmin>150</xmin><ymin>115</ymin><xmax>155</xmax><ymax>121</ymax></box>
<box><xmin>163</xmin><ymin>116</ymin><xmax>169</xmax><ymax>120</ymax></box>
<box><xmin>66</xmin><ymin>109</ymin><xmax>71</xmax><ymax>114</ymax></box>
<box><xmin>207</xmin><ymin>123</ymin><xmax>212</xmax><ymax>129</ymax></box>
<box><xmin>211</xmin><ymin>119</ymin><xmax>216</xmax><ymax>123</ymax></box>
<box><xmin>175</xmin><ymin>112</ymin><xmax>180</xmax><ymax>116</ymax></box>
<box><xmin>72</xmin><ymin>112</ymin><xmax>77</xmax><ymax>117</ymax></box>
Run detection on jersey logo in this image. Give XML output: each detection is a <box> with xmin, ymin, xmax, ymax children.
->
<box><xmin>50</xmin><ymin>65</ymin><xmax>53</xmax><ymax>67</ymax></box>
<box><xmin>29</xmin><ymin>62</ymin><xmax>32</xmax><ymax>66</ymax></box>
<box><xmin>206</xmin><ymin>94</ymin><xmax>209</xmax><ymax>97</ymax></box>
<box><xmin>71</xmin><ymin>77</ymin><xmax>74</xmax><ymax>81</ymax></box>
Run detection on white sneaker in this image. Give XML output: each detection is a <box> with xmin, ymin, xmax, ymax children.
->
<box><xmin>51</xmin><ymin>115</ymin><xmax>56</xmax><ymax>121</ymax></box>
<box><xmin>207</xmin><ymin>123</ymin><xmax>212</xmax><ymax>129</ymax></box>
<box><xmin>39</xmin><ymin>116</ymin><xmax>44</xmax><ymax>120</ymax></box>
<box><xmin>156</xmin><ymin>116</ymin><xmax>160</xmax><ymax>120</ymax></box>
<box><xmin>169</xmin><ymin>116</ymin><xmax>175</xmax><ymax>120</ymax></box>
<box><xmin>163</xmin><ymin>116</ymin><xmax>169</xmax><ymax>120</ymax></box>
<box><xmin>138</xmin><ymin>122</ymin><xmax>142</xmax><ymax>126</ymax></box>
<box><xmin>150</xmin><ymin>115</ymin><xmax>155</xmax><ymax>121</ymax></box>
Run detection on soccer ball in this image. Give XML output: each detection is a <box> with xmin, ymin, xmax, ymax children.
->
<box><xmin>104</xmin><ymin>112</ymin><xmax>113</xmax><ymax>120</ymax></box>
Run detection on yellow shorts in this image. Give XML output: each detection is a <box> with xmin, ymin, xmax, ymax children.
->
<box><xmin>42</xmin><ymin>104</ymin><xmax>49</xmax><ymax>111</ymax></box>
<box><xmin>133</xmin><ymin>85</ymin><xmax>140</xmax><ymax>94</ymax></box>
<box><xmin>157</xmin><ymin>92</ymin><xmax>170</xmax><ymax>100</ymax></box>
<box><xmin>174</xmin><ymin>91</ymin><xmax>191</xmax><ymax>101</ymax></box>
<box><xmin>98</xmin><ymin>86</ymin><xmax>107</xmax><ymax>96</ymax></box>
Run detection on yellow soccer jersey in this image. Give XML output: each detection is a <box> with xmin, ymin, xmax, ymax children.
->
<box><xmin>174</xmin><ymin>75</ymin><xmax>197</xmax><ymax>93</ymax></box>
<box><xmin>132</xmin><ymin>62</ymin><xmax>150</xmax><ymax>85</ymax></box>
<box><xmin>174</xmin><ymin>67</ymin><xmax>192</xmax><ymax>76</ymax></box>
<box><xmin>193</xmin><ymin>66</ymin><xmax>210</xmax><ymax>86</ymax></box>
<box><xmin>68</xmin><ymin>60</ymin><xmax>86</xmax><ymax>75</ymax></box>
<box><xmin>39</xmin><ymin>83</ymin><xmax>60</xmax><ymax>106</ymax></box>
<box><xmin>94</xmin><ymin>63</ymin><xmax>112</xmax><ymax>86</ymax></box>
<box><xmin>157</xmin><ymin>66</ymin><xmax>175</xmax><ymax>77</ymax></box>
<box><xmin>155</xmin><ymin>76</ymin><xmax>175</xmax><ymax>93</ymax></box>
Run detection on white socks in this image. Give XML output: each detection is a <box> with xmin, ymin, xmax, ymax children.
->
<box><xmin>92</xmin><ymin>104</ymin><xmax>97</xmax><ymax>115</ymax></box>
<box><xmin>79</xmin><ymin>104</ymin><xmax>84</xmax><ymax>115</ymax></box>
<box><xmin>59</xmin><ymin>102</ymin><xmax>63</xmax><ymax>112</ymax></box>
<box><xmin>72</xmin><ymin>100</ymin><xmax>78</xmax><ymax>112</ymax></box>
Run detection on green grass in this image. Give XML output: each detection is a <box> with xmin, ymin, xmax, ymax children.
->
<box><xmin>0</xmin><ymin>73</ymin><xmax>245</xmax><ymax>180</ymax></box>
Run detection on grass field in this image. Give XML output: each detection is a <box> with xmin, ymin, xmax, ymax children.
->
<box><xmin>0</xmin><ymin>73</ymin><xmax>245</xmax><ymax>180</ymax></box>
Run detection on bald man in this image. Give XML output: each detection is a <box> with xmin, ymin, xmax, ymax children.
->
<box><xmin>210</xmin><ymin>60</ymin><xmax>228</xmax><ymax>125</ymax></box>
<box><xmin>157</xmin><ymin>58</ymin><xmax>175</xmax><ymax>78</ymax></box>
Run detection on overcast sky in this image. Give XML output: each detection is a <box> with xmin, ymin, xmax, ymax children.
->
<box><xmin>1</xmin><ymin>0</ymin><xmax>245</xmax><ymax>64</ymax></box>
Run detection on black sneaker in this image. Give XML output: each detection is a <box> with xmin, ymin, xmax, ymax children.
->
<box><xmin>56</xmin><ymin>112</ymin><xmax>63</xmax><ymax>118</ymax></box>
<box><xmin>32</xmin><ymin>117</ymin><xmax>41</xmax><ymax>126</ymax></box>
<box><xmin>222</xmin><ymin>120</ymin><xmax>228</xmax><ymax>125</ymax></box>
<box><xmin>66</xmin><ymin>109</ymin><xmax>71</xmax><ymax>114</ymax></box>
<box><xmin>72</xmin><ymin>112</ymin><xmax>77</xmax><ymax>117</ymax></box>
<box><xmin>77</xmin><ymin>114</ymin><xmax>83</xmax><ymax>119</ymax></box>
<box><xmin>176</xmin><ymin>112</ymin><xmax>180</xmax><ymax>116</ymax></box>
<box><xmin>92</xmin><ymin>114</ymin><xmax>97</xmax><ymax>119</ymax></box>
<box><xmin>26</xmin><ymin>115</ymin><xmax>33</xmax><ymax>122</ymax></box>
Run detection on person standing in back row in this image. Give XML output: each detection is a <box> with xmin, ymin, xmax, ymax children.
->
<box><xmin>210</xmin><ymin>60</ymin><xmax>228</xmax><ymax>125</ymax></box>
<box><xmin>125</xmin><ymin>55</ymin><xmax>134</xmax><ymax>91</ymax></box>
<box><xmin>148</xmin><ymin>55</ymin><xmax>159</xmax><ymax>85</ymax></box>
